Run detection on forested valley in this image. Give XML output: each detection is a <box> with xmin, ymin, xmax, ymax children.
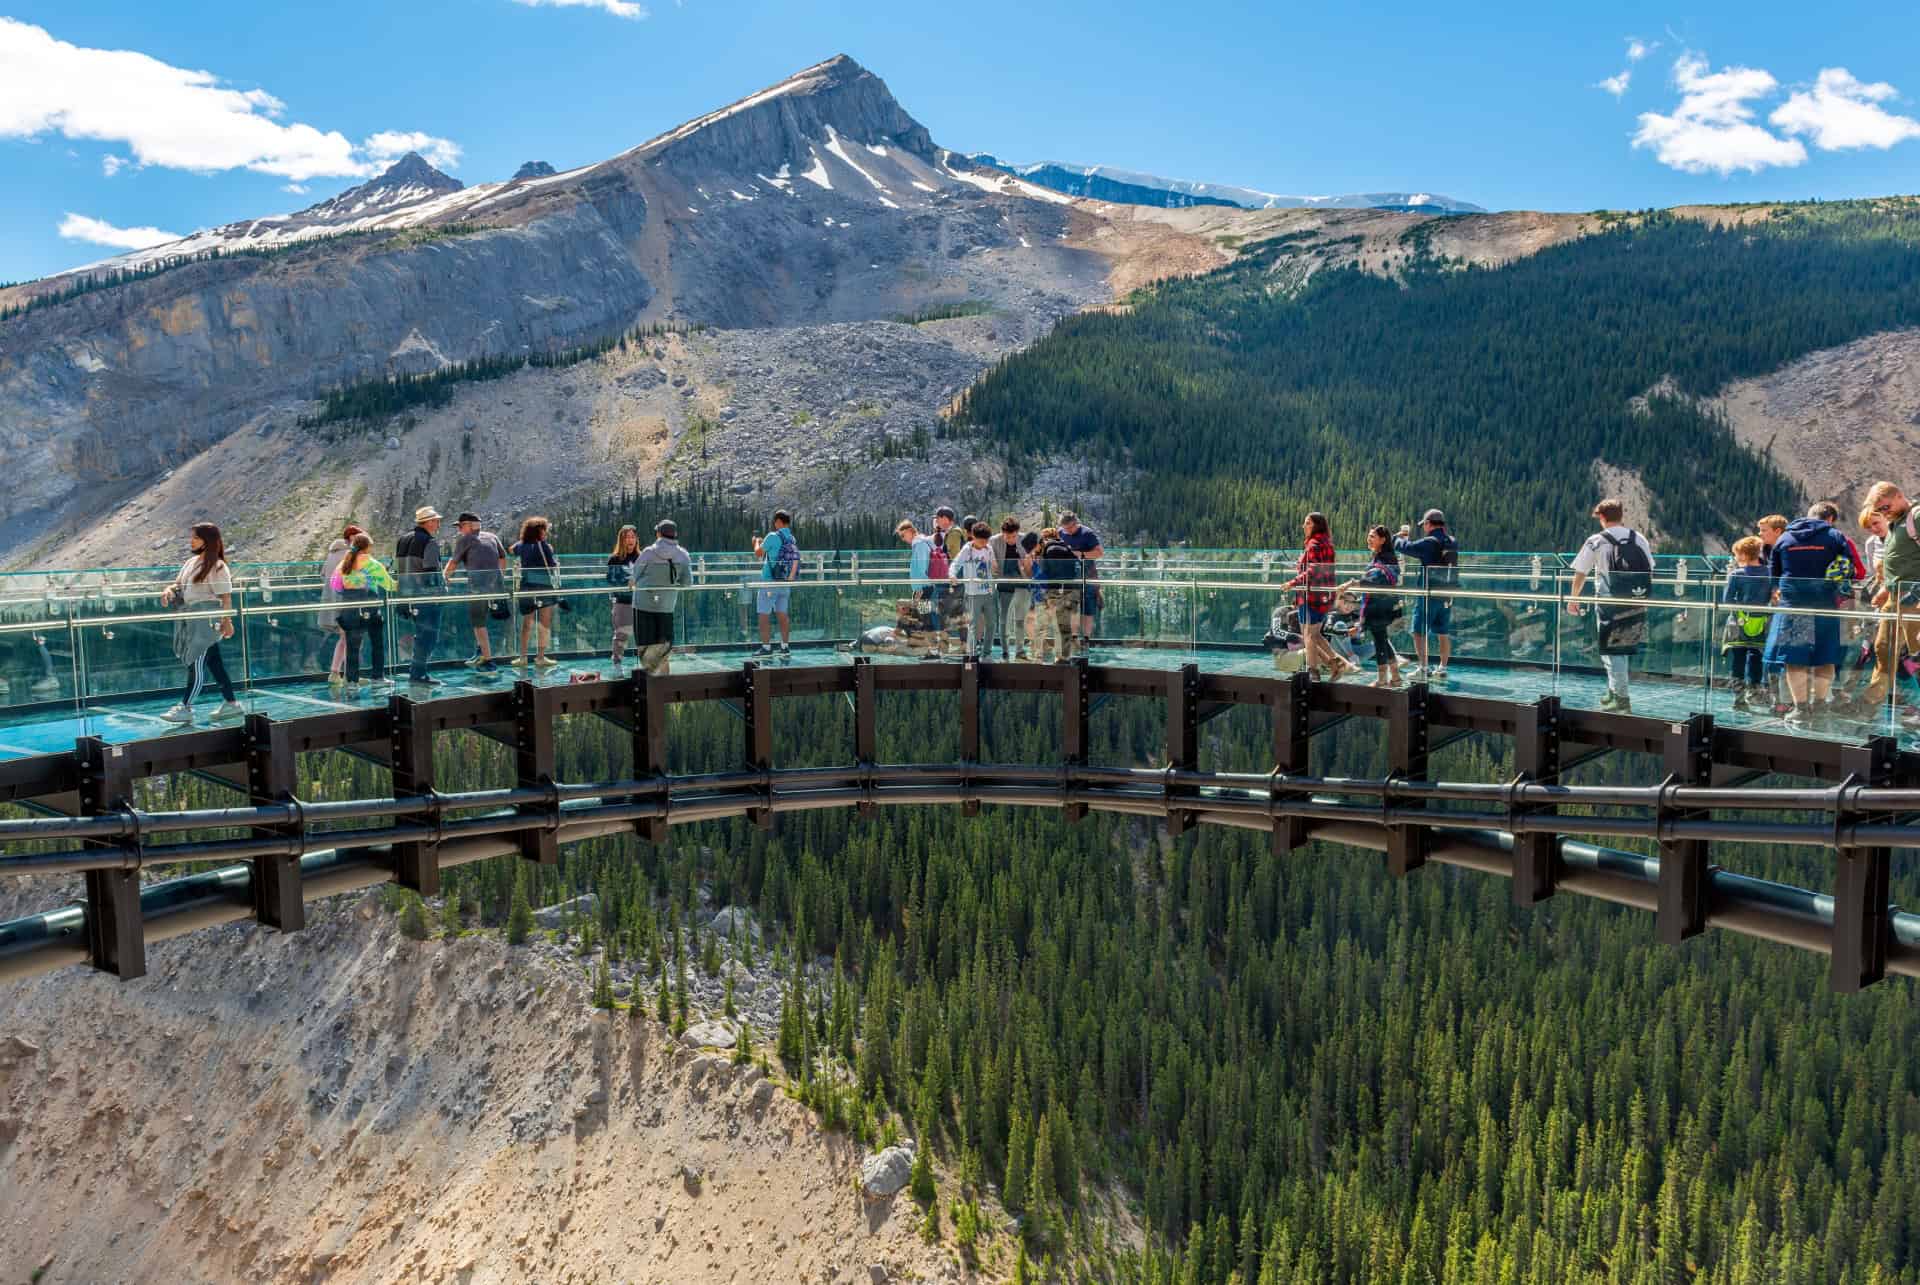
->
<box><xmin>955</xmin><ymin>201</ymin><xmax>1920</xmax><ymax>550</ymax></box>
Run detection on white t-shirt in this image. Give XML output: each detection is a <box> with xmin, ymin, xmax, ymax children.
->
<box><xmin>1863</xmin><ymin>533</ymin><xmax>1886</xmax><ymax>576</ymax></box>
<box><xmin>951</xmin><ymin>543</ymin><xmax>995</xmax><ymax>596</ymax></box>
<box><xmin>174</xmin><ymin>554</ymin><xmax>234</xmax><ymax>606</ymax></box>
<box><xmin>1571</xmin><ymin>525</ymin><xmax>1654</xmax><ymax>594</ymax></box>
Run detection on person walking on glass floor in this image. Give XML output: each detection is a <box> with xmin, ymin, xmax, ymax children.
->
<box><xmin>1567</xmin><ymin>497</ymin><xmax>1654</xmax><ymax>712</ymax></box>
<box><xmin>160</xmin><ymin>522</ymin><xmax>244</xmax><ymax>725</ymax></box>
<box><xmin>753</xmin><ymin>509</ymin><xmax>799</xmax><ymax>657</ymax></box>
<box><xmin>1394</xmin><ymin>509</ymin><xmax>1458</xmax><ymax>681</ymax></box>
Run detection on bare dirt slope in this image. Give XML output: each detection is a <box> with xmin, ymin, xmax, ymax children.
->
<box><xmin>1715</xmin><ymin>327</ymin><xmax>1920</xmax><ymax>517</ymax></box>
<box><xmin>0</xmin><ymin>891</ymin><xmax>991</xmax><ymax>1285</ymax></box>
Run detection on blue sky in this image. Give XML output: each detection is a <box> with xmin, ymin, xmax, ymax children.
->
<box><xmin>3</xmin><ymin>0</ymin><xmax>1918</xmax><ymax>281</ymax></box>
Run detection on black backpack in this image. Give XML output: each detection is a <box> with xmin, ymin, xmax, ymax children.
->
<box><xmin>1599</xmin><ymin>530</ymin><xmax>1653</xmax><ymax>599</ymax></box>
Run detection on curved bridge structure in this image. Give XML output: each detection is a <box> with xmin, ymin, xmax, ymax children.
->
<box><xmin>1</xmin><ymin>649</ymin><xmax>1917</xmax><ymax>993</ymax></box>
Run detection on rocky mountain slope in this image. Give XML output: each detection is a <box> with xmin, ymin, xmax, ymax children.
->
<box><xmin>0</xmin><ymin>879</ymin><xmax>999</xmax><ymax>1284</ymax></box>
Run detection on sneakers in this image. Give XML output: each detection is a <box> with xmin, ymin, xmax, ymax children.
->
<box><xmin>1430</xmin><ymin>665</ymin><xmax>1449</xmax><ymax>681</ymax></box>
<box><xmin>31</xmin><ymin>676</ymin><xmax>60</xmax><ymax>695</ymax></box>
<box><xmin>327</xmin><ymin>672</ymin><xmax>347</xmax><ymax>688</ymax></box>
<box><xmin>160</xmin><ymin>703</ymin><xmax>194</xmax><ymax>724</ymax></box>
<box><xmin>212</xmin><ymin>700</ymin><xmax>245</xmax><ymax>721</ymax></box>
<box><xmin>1784</xmin><ymin>705</ymin><xmax>1809</xmax><ymax>728</ymax></box>
<box><xmin>513</xmin><ymin>656</ymin><xmax>529</xmax><ymax>668</ymax></box>
<box><xmin>409</xmin><ymin>673</ymin><xmax>441</xmax><ymax>687</ymax></box>
<box><xmin>1405</xmin><ymin>665</ymin><xmax>1427</xmax><ymax>681</ymax></box>
<box><xmin>534</xmin><ymin>656</ymin><xmax>558</xmax><ymax>669</ymax></box>
<box><xmin>755</xmin><ymin>643</ymin><xmax>774</xmax><ymax>657</ymax></box>
<box><xmin>1597</xmin><ymin>690</ymin><xmax>1631</xmax><ymax>713</ymax></box>
<box><xmin>777</xmin><ymin>643</ymin><xmax>792</xmax><ymax>659</ymax></box>
<box><xmin>475</xmin><ymin>659</ymin><xmax>498</xmax><ymax>674</ymax></box>
<box><xmin>1015</xmin><ymin>648</ymin><xmax>1031</xmax><ymax>661</ymax></box>
<box><xmin>464</xmin><ymin>652</ymin><xmax>486</xmax><ymax>667</ymax></box>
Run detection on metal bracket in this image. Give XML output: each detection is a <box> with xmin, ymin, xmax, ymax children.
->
<box><xmin>1166</xmin><ymin>663</ymin><xmax>1199</xmax><ymax>837</ymax></box>
<box><xmin>1656</xmin><ymin>714</ymin><xmax>1715</xmax><ymax>945</ymax></box>
<box><xmin>1272</xmin><ymin>671</ymin><xmax>1311</xmax><ymax>853</ymax></box>
<box><xmin>513</xmin><ymin>681</ymin><xmax>559</xmax><ymax>864</ymax></box>
<box><xmin>1060</xmin><ymin>659</ymin><xmax>1088</xmax><ymax>823</ymax></box>
<box><xmin>1386</xmin><ymin>683</ymin><xmax>1430</xmax><ymax>876</ymax></box>
<box><xmin>743</xmin><ymin>662</ymin><xmax>772</xmax><ymax>829</ymax></box>
<box><xmin>389</xmin><ymin>695</ymin><xmax>440</xmax><ymax>893</ymax></box>
<box><xmin>1511</xmin><ymin>695</ymin><xmax>1560</xmax><ymax>906</ymax></box>
<box><xmin>77</xmin><ymin>735</ymin><xmax>144</xmax><ymax>980</ymax></box>
<box><xmin>1833</xmin><ymin>738</ymin><xmax>1897</xmax><ymax>992</ymax></box>
<box><xmin>631</xmin><ymin>670</ymin><xmax>669</xmax><ymax>844</ymax></box>
<box><xmin>245</xmin><ymin>713</ymin><xmax>304</xmax><ymax>932</ymax></box>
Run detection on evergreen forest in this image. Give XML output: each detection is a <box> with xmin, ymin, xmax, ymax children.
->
<box><xmin>954</xmin><ymin>202</ymin><xmax>1920</xmax><ymax>550</ymax></box>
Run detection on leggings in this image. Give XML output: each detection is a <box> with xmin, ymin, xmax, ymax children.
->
<box><xmin>183</xmin><ymin>641</ymin><xmax>237</xmax><ymax>706</ymax></box>
<box><xmin>340</xmin><ymin>612</ymin><xmax>386</xmax><ymax>682</ymax></box>
<box><xmin>1366</xmin><ymin>623</ymin><xmax>1397</xmax><ymax>667</ymax></box>
<box><xmin>1726</xmin><ymin>646</ymin><xmax>1763</xmax><ymax>686</ymax></box>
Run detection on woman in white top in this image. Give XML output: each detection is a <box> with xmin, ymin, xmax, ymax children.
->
<box><xmin>159</xmin><ymin>522</ymin><xmax>242</xmax><ymax>724</ymax></box>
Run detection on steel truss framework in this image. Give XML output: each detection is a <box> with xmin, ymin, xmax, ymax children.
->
<box><xmin>1</xmin><ymin>658</ymin><xmax>1915</xmax><ymax>991</ymax></box>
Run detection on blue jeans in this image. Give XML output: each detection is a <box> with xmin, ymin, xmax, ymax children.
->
<box><xmin>407</xmin><ymin>601</ymin><xmax>440</xmax><ymax>679</ymax></box>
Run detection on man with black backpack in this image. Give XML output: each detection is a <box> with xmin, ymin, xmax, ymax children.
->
<box><xmin>1567</xmin><ymin>497</ymin><xmax>1655</xmax><ymax>712</ymax></box>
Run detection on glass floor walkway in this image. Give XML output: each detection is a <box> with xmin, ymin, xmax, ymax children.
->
<box><xmin>0</xmin><ymin>642</ymin><xmax>1908</xmax><ymax>764</ymax></box>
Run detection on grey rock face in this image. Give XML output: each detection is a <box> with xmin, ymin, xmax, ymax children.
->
<box><xmin>858</xmin><ymin>1143</ymin><xmax>915</xmax><ymax>1199</ymax></box>
<box><xmin>512</xmin><ymin>160</ymin><xmax>559</xmax><ymax>180</ymax></box>
<box><xmin>0</xmin><ymin>193</ymin><xmax>652</xmax><ymax>528</ymax></box>
<box><xmin>533</xmin><ymin>893</ymin><xmax>601</xmax><ymax>929</ymax></box>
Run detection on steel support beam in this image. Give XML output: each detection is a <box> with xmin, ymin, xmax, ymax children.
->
<box><xmin>1273</xmin><ymin>671</ymin><xmax>1310</xmax><ymax>853</ymax></box>
<box><xmin>244</xmin><ymin>715</ymin><xmax>303</xmax><ymax>931</ymax></box>
<box><xmin>1511</xmin><ymin>696</ymin><xmax>1561</xmax><ymax>907</ymax></box>
<box><xmin>1166</xmin><ymin>663</ymin><xmax>1199</xmax><ymax>838</ymax></box>
<box><xmin>853</xmin><ymin>658</ymin><xmax>877</xmax><ymax>820</ymax></box>
<box><xmin>1658</xmin><ymin>713</ymin><xmax>1715</xmax><ymax>945</ymax></box>
<box><xmin>513</xmin><ymin>681</ymin><xmax>560</xmax><ymax>864</ymax></box>
<box><xmin>1387</xmin><ymin>683</ymin><xmax>1431</xmax><ymax>876</ymax></box>
<box><xmin>632</xmin><ymin>671</ymin><xmax>670</xmax><ymax>845</ymax></box>
<box><xmin>960</xmin><ymin>659</ymin><xmax>981</xmax><ymax>816</ymax></box>
<box><xmin>1833</xmin><ymin>737</ymin><xmax>1898</xmax><ymax>992</ymax></box>
<box><xmin>76</xmin><ymin>736</ymin><xmax>143</xmax><ymax>979</ymax></box>
<box><xmin>743</xmin><ymin>662</ymin><xmax>772</xmax><ymax>829</ymax></box>
<box><xmin>389</xmin><ymin>696</ymin><xmax>439</xmax><ymax>894</ymax></box>
<box><xmin>1061</xmin><ymin>659</ymin><xmax>1088</xmax><ymax>823</ymax></box>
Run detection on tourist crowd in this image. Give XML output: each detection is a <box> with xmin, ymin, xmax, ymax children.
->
<box><xmin>149</xmin><ymin>483</ymin><xmax>1919</xmax><ymax>732</ymax></box>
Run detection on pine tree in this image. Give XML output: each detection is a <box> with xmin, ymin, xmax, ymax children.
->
<box><xmin>911</xmin><ymin>1109</ymin><xmax>937</xmax><ymax>1205</ymax></box>
<box><xmin>1004</xmin><ymin>1107</ymin><xmax>1032</xmax><ymax>1212</ymax></box>
<box><xmin>592</xmin><ymin>957</ymin><xmax>614</xmax><ymax>1009</ymax></box>
<box><xmin>395</xmin><ymin>891</ymin><xmax>429</xmax><ymax>940</ymax></box>
<box><xmin>506</xmin><ymin>867</ymin><xmax>534</xmax><ymax>945</ymax></box>
<box><xmin>439</xmin><ymin>890</ymin><xmax>464</xmax><ymax>939</ymax></box>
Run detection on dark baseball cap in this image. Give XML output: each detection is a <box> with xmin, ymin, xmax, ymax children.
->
<box><xmin>1421</xmin><ymin>509</ymin><xmax>1446</xmax><ymax>525</ymax></box>
<box><xmin>456</xmin><ymin>512</ymin><xmax>481</xmax><ymax>524</ymax></box>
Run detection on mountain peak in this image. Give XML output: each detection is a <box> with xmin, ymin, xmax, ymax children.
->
<box><xmin>629</xmin><ymin>54</ymin><xmax>934</xmax><ymax>172</ymax></box>
<box><xmin>512</xmin><ymin>160</ymin><xmax>558</xmax><ymax>181</ymax></box>
<box><xmin>301</xmin><ymin>152</ymin><xmax>464</xmax><ymax>222</ymax></box>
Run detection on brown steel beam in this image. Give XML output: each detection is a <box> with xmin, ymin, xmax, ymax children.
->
<box><xmin>389</xmin><ymin>695</ymin><xmax>439</xmax><ymax>894</ymax></box>
<box><xmin>1833</xmin><ymin>737</ymin><xmax>1898</xmax><ymax>992</ymax></box>
<box><xmin>76</xmin><ymin>736</ymin><xmax>143</xmax><ymax>980</ymax></box>
<box><xmin>244</xmin><ymin>714</ymin><xmax>303</xmax><ymax>931</ymax></box>
<box><xmin>1658</xmin><ymin>713</ymin><xmax>1716</xmax><ymax>945</ymax></box>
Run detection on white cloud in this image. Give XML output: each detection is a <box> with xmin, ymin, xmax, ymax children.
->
<box><xmin>100</xmin><ymin>153</ymin><xmax>127</xmax><ymax>177</ymax></box>
<box><xmin>282</xmin><ymin>182</ymin><xmax>309</xmax><ymax>194</ymax></box>
<box><xmin>511</xmin><ymin>0</ymin><xmax>648</xmax><ymax>18</ymax></box>
<box><xmin>1771</xmin><ymin>68</ymin><xmax>1920</xmax><ymax>152</ymax></box>
<box><xmin>1633</xmin><ymin>53</ymin><xmax>1807</xmax><ymax>175</ymax></box>
<box><xmin>1626</xmin><ymin>38</ymin><xmax>1657</xmax><ymax>62</ymax></box>
<box><xmin>1596</xmin><ymin>71</ymin><xmax>1631</xmax><ymax>98</ymax></box>
<box><xmin>0</xmin><ymin>17</ymin><xmax>460</xmax><ymax>181</ymax></box>
<box><xmin>362</xmin><ymin>130</ymin><xmax>464</xmax><ymax>171</ymax></box>
<box><xmin>57</xmin><ymin>212</ymin><xmax>182</xmax><ymax>250</ymax></box>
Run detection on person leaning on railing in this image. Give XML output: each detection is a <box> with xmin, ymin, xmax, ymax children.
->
<box><xmin>394</xmin><ymin>506</ymin><xmax>446</xmax><ymax>687</ymax></box>
<box><xmin>1857</xmin><ymin>481</ymin><xmax>1920</xmax><ymax>719</ymax></box>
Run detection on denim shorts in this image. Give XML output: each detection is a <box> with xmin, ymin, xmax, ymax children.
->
<box><xmin>756</xmin><ymin>585</ymin><xmax>792</xmax><ymax>615</ymax></box>
<box><xmin>1412</xmin><ymin>598</ymin><xmax>1452</xmax><ymax>636</ymax></box>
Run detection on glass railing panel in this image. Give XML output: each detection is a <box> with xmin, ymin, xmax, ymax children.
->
<box><xmin>1073</xmin><ymin>577</ymin><xmax>1187</xmax><ymax>663</ymax></box>
<box><xmin>1402</xmin><ymin>566</ymin><xmax>1558</xmax><ymax>699</ymax></box>
<box><xmin>76</xmin><ymin>590</ymin><xmax>226</xmax><ymax>709</ymax></box>
<box><xmin>234</xmin><ymin>581</ymin><xmax>345</xmax><ymax>689</ymax></box>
